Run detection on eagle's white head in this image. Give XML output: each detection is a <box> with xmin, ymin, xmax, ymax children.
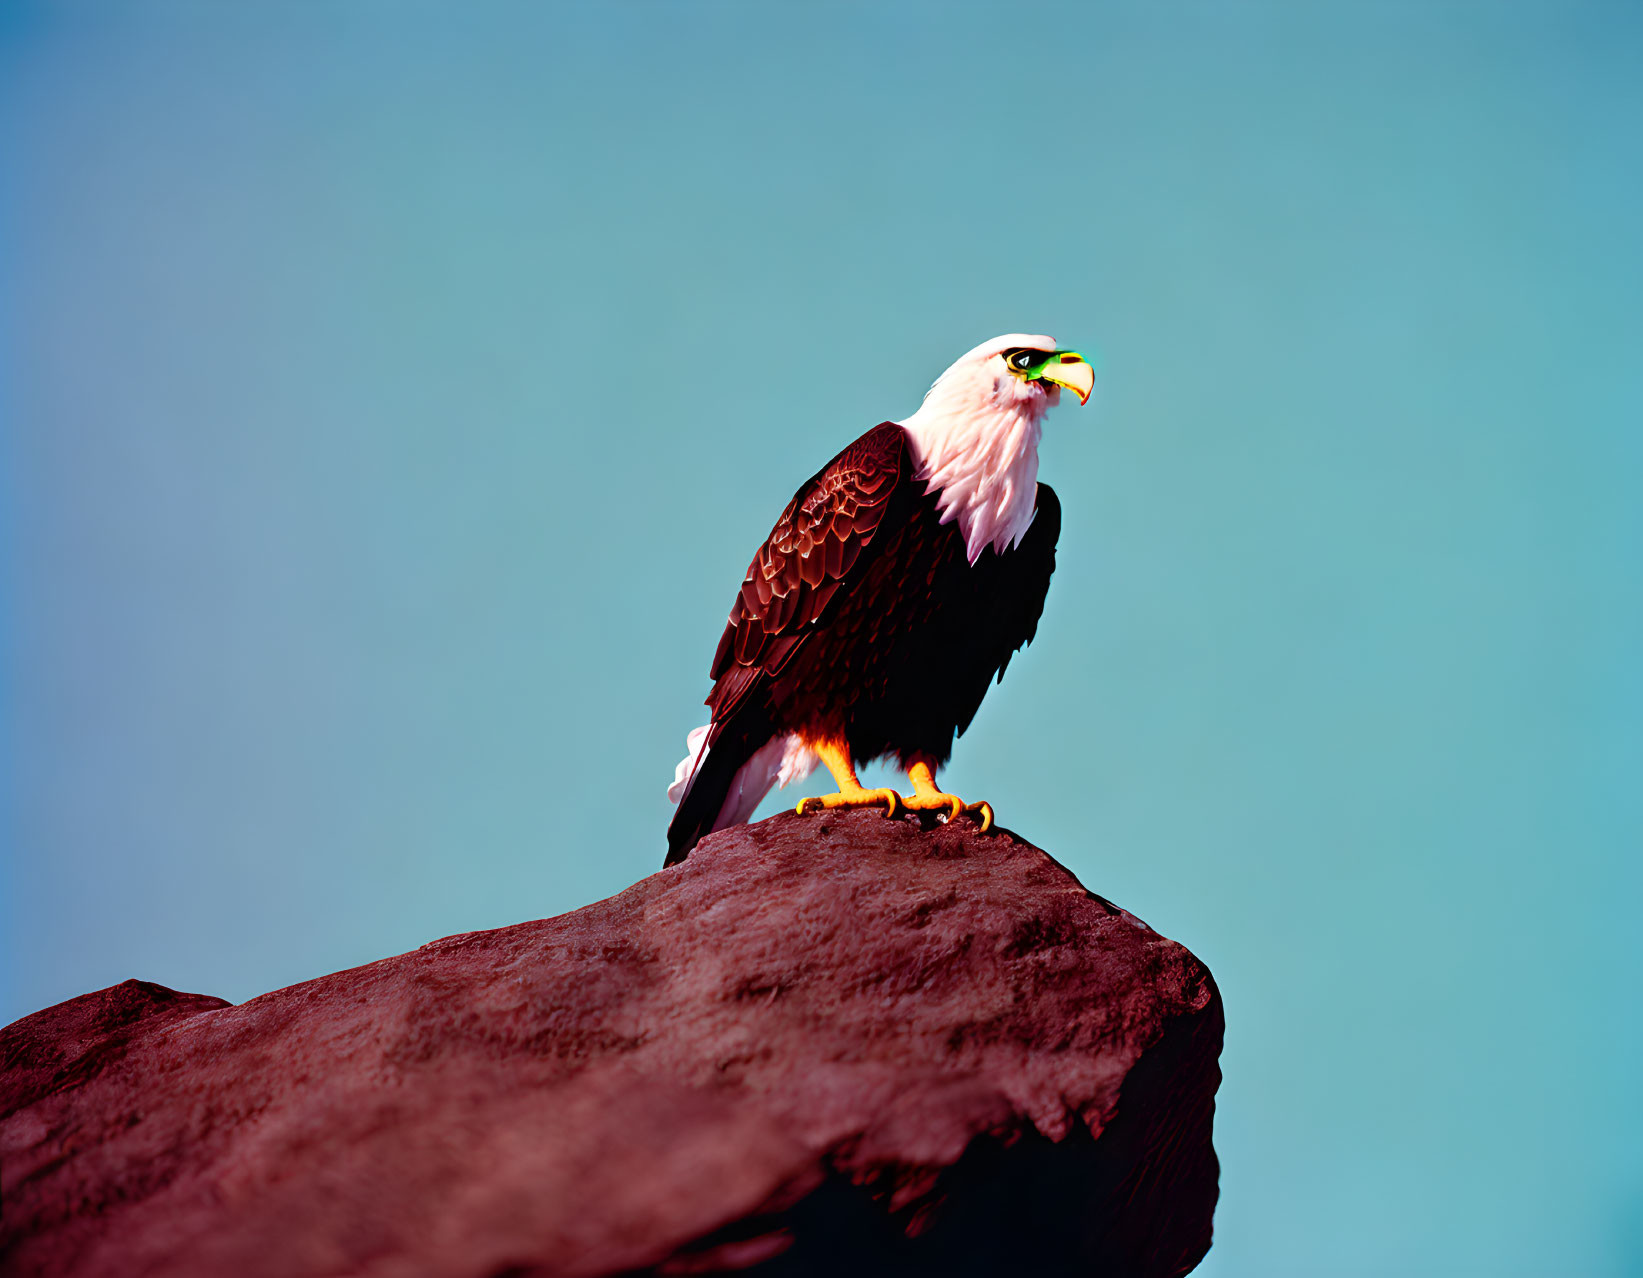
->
<box><xmin>898</xmin><ymin>333</ymin><xmax>1094</xmax><ymax>564</ymax></box>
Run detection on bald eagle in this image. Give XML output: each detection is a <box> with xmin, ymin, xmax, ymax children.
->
<box><xmin>665</xmin><ymin>334</ymin><xmax>1092</xmax><ymax>866</ymax></box>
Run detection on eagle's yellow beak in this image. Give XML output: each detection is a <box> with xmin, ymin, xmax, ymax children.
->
<box><xmin>1040</xmin><ymin>351</ymin><xmax>1095</xmax><ymax>405</ymax></box>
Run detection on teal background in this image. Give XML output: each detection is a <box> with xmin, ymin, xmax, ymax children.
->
<box><xmin>3</xmin><ymin>4</ymin><xmax>1640</xmax><ymax>1274</ymax></box>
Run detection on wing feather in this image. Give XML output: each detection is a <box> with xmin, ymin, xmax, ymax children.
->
<box><xmin>705</xmin><ymin>423</ymin><xmax>909</xmax><ymax>720</ymax></box>
<box><xmin>949</xmin><ymin>483</ymin><xmax>1062</xmax><ymax>739</ymax></box>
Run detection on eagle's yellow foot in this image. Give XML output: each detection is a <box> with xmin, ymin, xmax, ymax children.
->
<box><xmin>796</xmin><ymin>786</ymin><xmax>901</xmax><ymax>818</ymax></box>
<box><xmin>796</xmin><ymin>737</ymin><xmax>901</xmax><ymax>819</ymax></box>
<box><xmin>904</xmin><ymin>761</ymin><xmax>994</xmax><ymax>832</ymax></box>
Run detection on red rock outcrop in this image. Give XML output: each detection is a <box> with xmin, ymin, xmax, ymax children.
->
<box><xmin>1</xmin><ymin>811</ymin><xmax>1221</xmax><ymax>1277</ymax></box>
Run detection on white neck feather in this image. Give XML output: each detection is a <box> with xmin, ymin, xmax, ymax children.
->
<box><xmin>897</xmin><ymin>362</ymin><xmax>1053</xmax><ymax>564</ymax></box>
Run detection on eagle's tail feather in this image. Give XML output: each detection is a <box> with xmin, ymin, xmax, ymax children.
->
<box><xmin>664</xmin><ymin>718</ymin><xmax>817</xmax><ymax>867</ymax></box>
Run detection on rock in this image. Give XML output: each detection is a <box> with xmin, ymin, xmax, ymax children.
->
<box><xmin>0</xmin><ymin>811</ymin><xmax>1222</xmax><ymax>1277</ymax></box>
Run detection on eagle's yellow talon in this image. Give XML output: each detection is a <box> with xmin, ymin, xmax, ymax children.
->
<box><xmin>900</xmin><ymin>758</ymin><xmax>991</xmax><ymax>828</ymax></box>
<box><xmin>797</xmin><ymin>785</ymin><xmax>901</xmax><ymax>818</ymax></box>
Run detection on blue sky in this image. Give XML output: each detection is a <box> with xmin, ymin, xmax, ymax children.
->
<box><xmin>3</xmin><ymin>4</ymin><xmax>1640</xmax><ymax>1274</ymax></box>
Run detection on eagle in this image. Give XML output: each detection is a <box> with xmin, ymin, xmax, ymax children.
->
<box><xmin>665</xmin><ymin>334</ymin><xmax>1092</xmax><ymax>866</ymax></box>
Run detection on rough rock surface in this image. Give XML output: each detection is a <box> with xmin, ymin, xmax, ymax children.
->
<box><xmin>1</xmin><ymin>811</ymin><xmax>1222</xmax><ymax>1277</ymax></box>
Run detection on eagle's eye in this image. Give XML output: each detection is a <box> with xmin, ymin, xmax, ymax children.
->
<box><xmin>1004</xmin><ymin>349</ymin><xmax>1042</xmax><ymax>373</ymax></box>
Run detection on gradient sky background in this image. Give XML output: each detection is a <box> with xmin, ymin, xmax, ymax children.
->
<box><xmin>3</xmin><ymin>3</ymin><xmax>1640</xmax><ymax>1274</ymax></box>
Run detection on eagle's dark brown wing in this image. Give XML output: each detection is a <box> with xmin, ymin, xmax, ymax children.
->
<box><xmin>705</xmin><ymin>421</ymin><xmax>910</xmax><ymax>722</ymax></box>
<box><xmin>664</xmin><ymin>423</ymin><xmax>911</xmax><ymax>866</ymax></box>
<box><xmin>950</xmin><ymin>482</ymin><xmax>1060</xmax><ymax>738</ymax></box>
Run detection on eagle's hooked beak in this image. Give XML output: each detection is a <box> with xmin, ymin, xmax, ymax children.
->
<box><xmin>1038</xmin><ymin>351</ymin><xmax>1095</xmax><ymax>405</ymax></box>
